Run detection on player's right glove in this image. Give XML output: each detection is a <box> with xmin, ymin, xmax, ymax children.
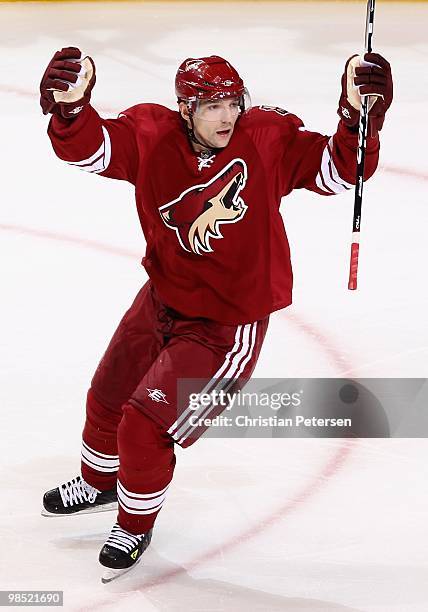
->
<box><xmin>338</xmin><ymin>52</ymin><xmax>393</xmax><ymax>135</ymax></box>
<box><xmin>40</xmin><ymin>47</ymin><xmax>96</xmax><ymax>119</ymax></box>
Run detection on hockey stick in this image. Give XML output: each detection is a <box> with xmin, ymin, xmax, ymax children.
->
<box><xmin>347</xmin><ymin>0</ymin><xmax>376</xmax><ymax>290</ymax></box>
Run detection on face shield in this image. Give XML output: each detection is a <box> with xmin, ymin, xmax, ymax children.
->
<box><xmin>188</xmin><ymin>89</ymin><xmax>251</xmax><ymax>122</ymax></box>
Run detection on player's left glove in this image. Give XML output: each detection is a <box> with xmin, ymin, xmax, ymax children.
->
<box><xmin>338</xmin><ymin>52</ymin><xmax>393</xmax><ymax>135</ymax></box>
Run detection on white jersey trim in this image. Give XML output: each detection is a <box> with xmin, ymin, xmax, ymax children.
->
<box><xmin>316</xmin><ymin>137</ymin><xmax>353</xmax><ymax>194</ymax></box>
<box><xmin>67</xmin><ymin>126</ymin><xmax>112</xmax><ymax>174</ymax></box>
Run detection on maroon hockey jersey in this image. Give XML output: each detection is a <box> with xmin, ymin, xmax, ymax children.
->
<box><xmin>48</xmin><ymin>103</ymin><xmax>379</xmax><ymax>324</ymax></box>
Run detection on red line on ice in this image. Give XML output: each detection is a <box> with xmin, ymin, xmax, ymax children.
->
<box><xmin>0</xmin><ymin>224</ymin><xmax>141</xmax><ymax>260</ymax></box>
<box><xmin>285</xmin><ymin>311</ymin><xmax>351</xmax><ymax>375</ymax></box>
<box><xmin>378</xmin><ymin>163</ymin><xmax>427</xmax><ymax>182</ymax></box>
<box><xmin>122</xmin><ymin>439</ymin><xmax>355</xmax><ymax>593</ymax></box>
<box><xmin>75</xmin><ymin>440</ymin><xmax>354</xmax><ymax>610</ymax></box>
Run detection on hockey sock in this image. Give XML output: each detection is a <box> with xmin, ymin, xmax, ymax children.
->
<box><xmin>81</xmin><ymin>389</ymin><xmax>122</xmax><ymax>490</ymax></box>
<box><xmin>117</xmin><ymin>404</ymin><xmax>176</xmax><ymax>535</ymax></box>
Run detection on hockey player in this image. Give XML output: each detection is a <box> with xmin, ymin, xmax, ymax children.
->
<box><xmin>40</xmin><ymin>49</ymin><xmax>393</xmax><ymax>581</ymax></box>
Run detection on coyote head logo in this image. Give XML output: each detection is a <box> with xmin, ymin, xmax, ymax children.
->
<box><xmin>159</xmin><ymin>159</ymin><xmax>248</xmax><ymax>255</ymax></box>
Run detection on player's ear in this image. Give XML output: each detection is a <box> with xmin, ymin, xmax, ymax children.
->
<box><xmin>178</xmin><ymin>101</ymin><xmax>191</xmax><ymax>127</ymax></box>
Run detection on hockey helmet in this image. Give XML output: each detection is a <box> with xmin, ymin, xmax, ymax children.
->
<box><xmin>175</xmin><ymin>55</ymin><xmax>250</xmax><ymax>115</ymax></box>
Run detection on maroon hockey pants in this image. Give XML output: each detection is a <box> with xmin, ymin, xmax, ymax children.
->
<box><xmin>81</xmin><ymin>281</ymin><xmax>268</xmax><ymax>535</ymax></box>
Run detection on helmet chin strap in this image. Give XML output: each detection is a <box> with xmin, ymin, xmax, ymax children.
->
<box><xmin>188</xmin><ymin>115</ymin><xmax>218</xmax><ymax>152</ymax></box>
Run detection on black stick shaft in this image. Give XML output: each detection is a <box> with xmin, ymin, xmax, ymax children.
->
<box><xmin>348</xmin><ymin>0</ymin><xmax>376</xmax><ymax>290</ymax></box>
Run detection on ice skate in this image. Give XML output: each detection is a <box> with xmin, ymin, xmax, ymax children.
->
<box><xmin>99</xmin><ymin>522</ymin><xmax>153</xmax><ymax>583</ymax></box>
<box><xmin>42</xmin><ymin>476</ymin><xmax>117</xmax><ymax>516</ymax></box>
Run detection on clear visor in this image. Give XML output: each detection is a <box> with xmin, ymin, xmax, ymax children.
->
<box><xmin>191</xmin><ymin>89</ymin><xmax>251</xmax><ymax>122</ymax></box>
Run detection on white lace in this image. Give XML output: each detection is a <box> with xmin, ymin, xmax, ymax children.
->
<box><xmin>105</xmin><ymin>523</ymin><xmax>143</xmax><ymax>554</ymax></box>
<box><xmin>197</xmin><ymin>154</ymin><xmax>216</xmax><ymax>172</ymax></box>
<box><xmin>59</xmin><ymin>476</ymin><xmax>100</xmax><ymax>507</ymax></box>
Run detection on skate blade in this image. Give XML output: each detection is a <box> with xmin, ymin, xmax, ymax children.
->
<box><xmin>41</xmin><ymin>502</ymin><xmax>118</xmax><ymax>517</ymax></box>
<box><xmin>101</xmin><ymin>559</ymin><xmax>141</xmax><ymax>584</ymax></box>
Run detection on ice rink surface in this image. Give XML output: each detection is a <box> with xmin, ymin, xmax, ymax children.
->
<box><xmin>1</xmin><ymin>2</ymin><xmax>427</xmax><ymax>610</ymax></box>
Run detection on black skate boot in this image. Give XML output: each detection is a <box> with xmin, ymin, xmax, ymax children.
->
<box><xmin>99</xmin><ymin>522</ymin><xmax>153</xmax><ymax>583</ymax></box>
<box><xmin>42</xmin><ymin>476</ymin><xmax>117</xmax><ymax>516</ymax></box>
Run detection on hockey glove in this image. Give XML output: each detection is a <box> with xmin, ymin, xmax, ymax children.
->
<box><xmin>40</xmin><ymin>47</ymin><xmax>96</xmax><ymax>119</ymax></box>
<box><xmin>338</xmin><ymin>52</ymin><xmax>393</xmax><ymax>134</ymax></box>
